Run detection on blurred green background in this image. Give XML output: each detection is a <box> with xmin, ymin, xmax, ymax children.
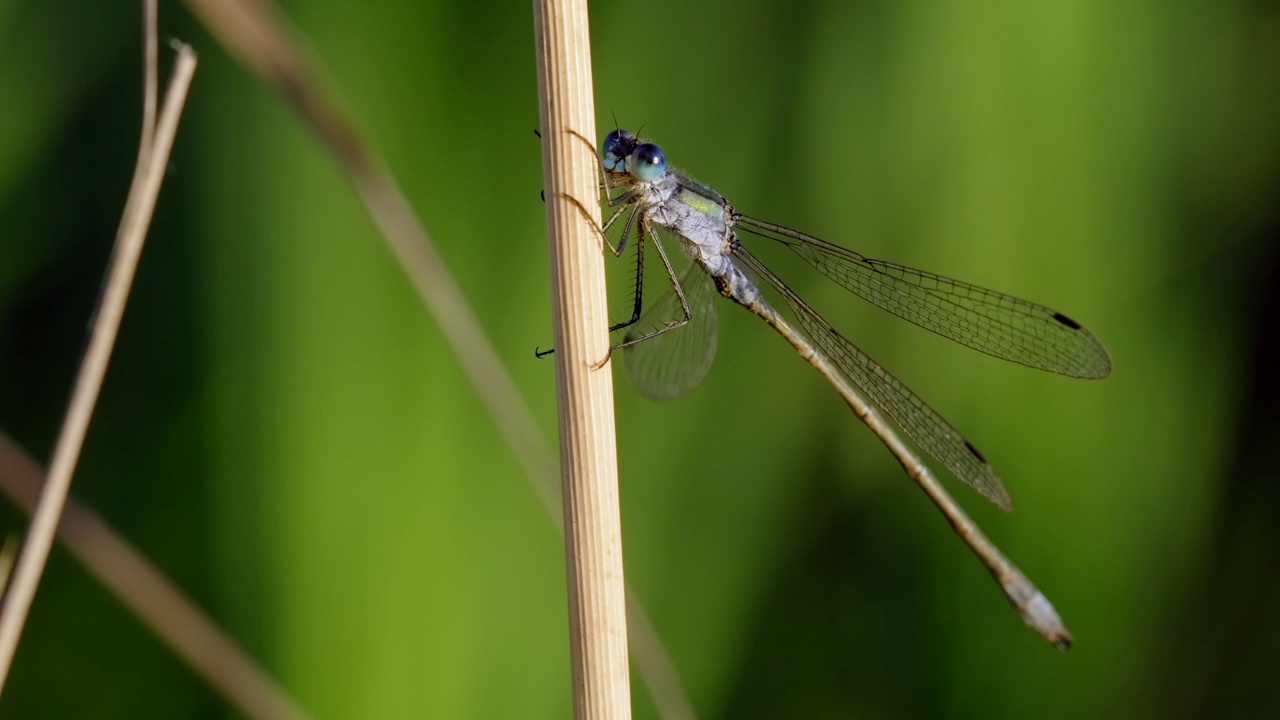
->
<box><xmin>2</xmin><ymin>0</ymin><xmax>1279</xmax><ymax>717</ymax></box>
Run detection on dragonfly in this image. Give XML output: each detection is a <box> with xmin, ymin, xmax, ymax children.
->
<box><xmin>552</xmin><ymin>127</ymin><xmax>1111</xmax><ymax>649</ymax></box>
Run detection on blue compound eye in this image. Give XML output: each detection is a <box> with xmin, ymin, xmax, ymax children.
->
<box><xmin>627</xmin><ymin>142</ymin><xmax>666</xmax><ymax>182</ymax></box>
<box><xmin>601</xmin><ymin>129</ymin><xmax>634</xmax><ymax>173</ymax></box>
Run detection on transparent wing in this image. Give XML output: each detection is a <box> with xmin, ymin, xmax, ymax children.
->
<box><xmin>732</xmin><ymin>245</ymin><xmax>1012</xmax><ymax>509</ymax></box>
<box><xmin>735</xmin><ymin>215</ymin><xmax>1112</xmax><ymax>379</ymax></box>
<box><xmin>622</xmin><ymin>257</ymin><xmax>719</xmax><ymax>401</ymax></box>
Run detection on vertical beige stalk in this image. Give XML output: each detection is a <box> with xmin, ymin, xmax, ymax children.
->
<box><xmin>0</xmin><ymin>25</ymin><xmax>198</xmax><ymax>688</ymax></box>
<box><xmin>533</xmin><ymin>0</ymin><xmax>632</xmax><ymax>717</ymax></box>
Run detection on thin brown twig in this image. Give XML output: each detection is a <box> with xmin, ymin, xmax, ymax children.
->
<box><xmin>0</xmin><ymin>40</ymin><xmax>198</xmax><ymax>691</ymax></box>
<box><xmin>0</xmin><ymin>537</ymin><xmax>17</xmax><ymax>601</ymax></box>
<box><xmin>0</xmin><ymin>5</ymin><xmax>310</xmax><ymax>715</ymax></box>
<box><xmin>139</xmin><ymin>0</ymin><xmax>158</xmax><ymax>165</ymax></box>
<box><xmin>0</xmin><ymin>431</ymin><xmax>311</xmax><ymax>720</ymax></box>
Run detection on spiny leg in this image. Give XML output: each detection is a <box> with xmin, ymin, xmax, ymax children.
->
<box><xmin>559</xmin><ymin>126</ymin><xmax>633</xmax><ymax>254</ymax></box>
<box><xmin>607</xmin><ymin>207</ymin><xmax>646</xmax><ymax>334</ymax></box>
<box><xmin>553</xmin><ymin>194</ymin><xmax>651</xmax><ymax>334</ymax></box>
<box><xmin>561</xmin><ymin>191</ymin><xmax>634</xmax><ymax>257</ymax></box>
<box><xmin>594</xmin><ymin>216</ymin><xmax>693</xmax><ymax>370</ymax></box>
<box><xmin>566</xmin><ymin>128</ymin><xmax>622</xmax><ymax>204</ymax></box>
<box><xmin>534</xmin><ymin>205</ymin><xmax>649</xmax><ymax>360</ymax></box>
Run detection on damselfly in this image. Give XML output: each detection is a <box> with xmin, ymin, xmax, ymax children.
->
<box><xmin>557</xmin><ymin>127</ymin><xmax>1110</xmax><ymax>648</ymax></box>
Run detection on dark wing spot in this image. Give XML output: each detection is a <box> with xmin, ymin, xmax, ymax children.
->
<box><xmin>1053</xmin><ymin>312</ymin><xmax>1082</xmax><ymax>330</ymax></box>
<box><xmin>964</xmin><ymin>440</ymin><xmax>989</xmax><ymax>464</ymax></box>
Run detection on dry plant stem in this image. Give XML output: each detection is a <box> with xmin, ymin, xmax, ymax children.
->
<box><xmin>140</xmin><ymin>0</ymin><xmax>158</xmax><ymax>161</ymax></box>
<box><xmin>0</xmin><ymin>43</ymin><xmax>198</xmax><ymax>690</ymax></box>
<box><xmin>0</xmin><ymin>538</ymin><xmax>16</xmax><ymax>600</ymax></box>
<box><xmin>0</xmin><ymin>44</ymin><xmax>197</xmax><ymax>689</ymax></box>
<box><xmin>534</xmin><ymin>0</ymin><xmax>632</xmax><ymax>715</ymax></box>
<box><xmin>0</xmin><ymin>6</ymin><xmax>307</xmax><ymax>714</ymax></box>
<box><xmin>0</xmin><ymin>431</ymin><xmax>311</xmax><ymax>720</ymax></box>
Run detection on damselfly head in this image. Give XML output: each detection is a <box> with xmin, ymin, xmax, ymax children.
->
<box><xmin>601</xmin><ymin>129</ymin><xmax>639</xmax><ymax>174</ymax></box>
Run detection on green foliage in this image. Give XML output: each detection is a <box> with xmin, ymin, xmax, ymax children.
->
<box><xmin>1</xmin><ymin>0</ymin><xmax>1278</xmax><ymax>717</ymax></box>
